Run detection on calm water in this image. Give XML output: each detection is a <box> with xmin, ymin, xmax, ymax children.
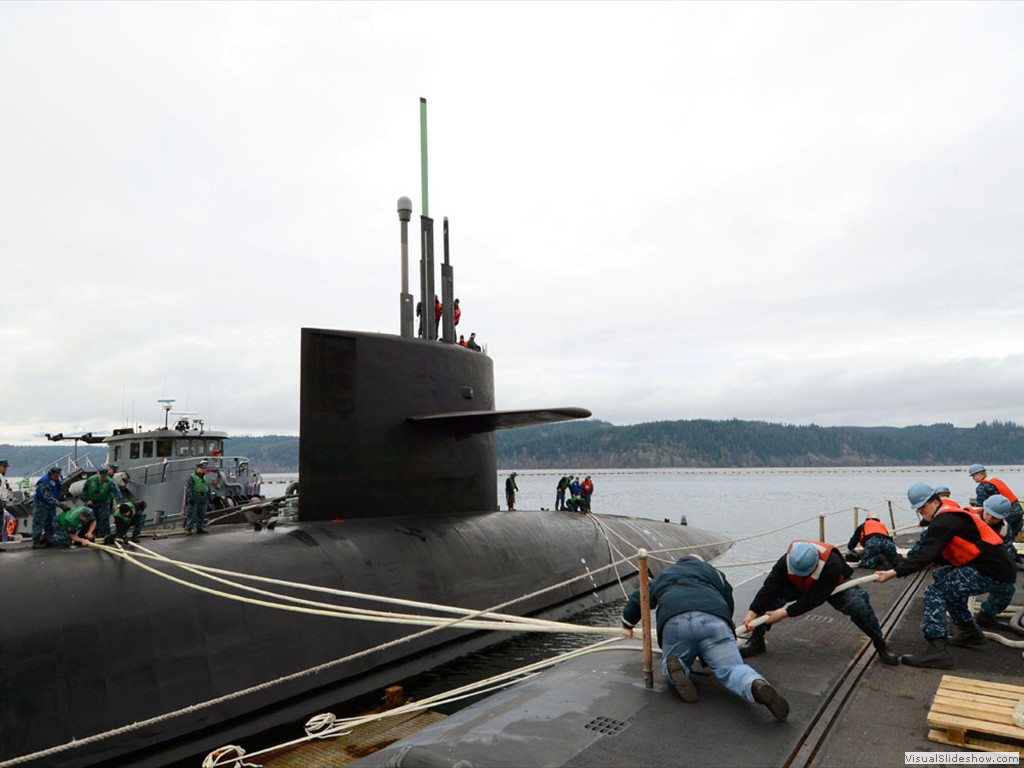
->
<box><xmin>496</xmin><ymin>466</ymin><xmax>1024</xmax><ymax>586</ymax></box>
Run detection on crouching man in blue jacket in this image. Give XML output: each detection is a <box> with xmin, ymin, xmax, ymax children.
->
<box><xmin>622</xmin><ymin>554</ymin><xmax>789</xmax><ymax>721</ymax></box>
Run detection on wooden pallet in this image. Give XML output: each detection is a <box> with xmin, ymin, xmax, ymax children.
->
<box><xmin>928</xmin><ymin>674</ymin><xmax>1024</xmax><ymax>755</ymax></box>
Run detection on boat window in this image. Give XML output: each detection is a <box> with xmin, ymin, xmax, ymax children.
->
<box><xmin>113</xmin><ymin>445</ymin><xmax>122</xmax><ymax>462</ymax></box>
<box><xmin>207</xmin><ymin>440</ymin><xmax>221</xmax><ymax>455</ymax></box>
<box><xmin>156</xmin><ymin>440</ymin><xmax>173</xmax><ymax>458</ymax></box>
<box><xmin>143</xmin><ymin>441</ymin><xmax>154</xmax><ymax>458</ymax></box>
<box><xmin>129</xmin><ymin>442</ymin><xmax>140</xmax><ymax>460</ymax></box>
<box><xmin>177</xmin><ymin>442</ymin><xmax>191</xmax><ymax>457</ymax></box>
<box><xmin>192</xmin><ymin>439</ymin><xmax>205</xmax><ymax>456</ymax></box>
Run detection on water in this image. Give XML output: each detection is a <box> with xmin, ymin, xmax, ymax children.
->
<box><xmin>499</xmin><ymin>466</ymin><xmax>1024</xmax><ymax>585</ymax></box>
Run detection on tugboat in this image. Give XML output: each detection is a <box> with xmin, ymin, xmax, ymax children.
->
<box><xmin>3</xmin><ymin>400</ymin><xmax>287</xmax><ymax>542</ymax></box>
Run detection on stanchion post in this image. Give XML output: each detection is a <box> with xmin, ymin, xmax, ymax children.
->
<box><xmin>888</xmin><ymin>500</ymin><xmax>895</xmax><ymax>532</ymax></box>
<box><xmin>853</xmin><ymin>506</ymin><xmax>860</xmax><ymax>528</ymax></box>
<box><xmin>638</xmin><ymin>548</ymin><xmax>654</xmax><ymax>690</ymax></box>
<box><xmin>818</xmin><ymin>514</ymin><xmax>826</xmax><ymax>542</ymax></box>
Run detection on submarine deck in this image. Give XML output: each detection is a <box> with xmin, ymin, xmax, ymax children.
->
<box><xmin>344</xmin><ymin>552</ymin><xmax>1024</xmax><ymax>767</ymax></box>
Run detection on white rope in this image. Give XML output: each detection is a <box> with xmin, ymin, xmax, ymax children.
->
<box><xmin>106</xmin><ymin>542</ymin><xmax>610</xmax><ymax>635</ymax></box>
<box><xmin>206</xmin><ymin>638</ymin><xmax>634</xmax><ymax>767</ymax></box>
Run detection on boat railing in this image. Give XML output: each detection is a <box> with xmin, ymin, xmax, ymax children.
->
<box><xmin>128</xmin><ymin>455</ymin><xmax>255</xmax><ymax>485</ymax></box>
<box><xmin>13</xmin><ymin>452</ymin><xmax>99</xmax><ymax>497</ymax></box>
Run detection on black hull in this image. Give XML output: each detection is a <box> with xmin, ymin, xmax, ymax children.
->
<box><xmin>1</xmin><ymin>512</ymin><xmax>728</xmax><ymax>766</ymax></box>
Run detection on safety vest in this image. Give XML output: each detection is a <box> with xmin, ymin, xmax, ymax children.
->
<box><xmin>859</xmin><ymin>519</ymin><xmax>891</xmax><ymax>545</ymax></box>
<box><xmin>786</xmin><ymin>540</ymin><xmax>843</xmax><ymax>593</ymax></box>
<box><xmin>114</xmin><ymin>501</ymin><xmax>138</xmax><ymax>521</ymax></box>
<box><xmin>84</xmin><ymin>474</ymin><xmax>115</xmax><ymax>504</ymax></box>
<box><xmin>933</xmin><ymin>504</ymin><xmax>1004</xmax><ymax>566</ymax></box>
<box><xmin>57</xmin><ymin>507</ymin><xmax>91</xmax><ymax>532</ymax></box>
<box><xmin>190</xmin><ymin>473</ymin><xmax>211</xmax><ymax>496</ymax></box>
<box><xmin>981</xmin><ymin>477</ymin><xmax>1019</xmax><ymax>505</ymax></box>
<box><xmin>939</xmin><ymin>498</ymin><xmax>963</xmax><ymax>512</ymax></box>
<box><xmin>582</xmin><ymin>479</ymin><xmax>593</xmax><ymax>494</ymax></box>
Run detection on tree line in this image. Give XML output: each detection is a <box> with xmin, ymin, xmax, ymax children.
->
<box><xmin>4</xmin><ymin>419</ymin><xmax>1024</xmax><ymax>476</ymax></box>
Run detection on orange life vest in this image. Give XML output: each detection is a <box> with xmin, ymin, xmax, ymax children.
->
<box><xmin>582</xmin><ymin>479</ymin><xmax>593</xmax><ymax>493</ymax></box>
<box><xmin>786</xmin><ymin>540</ymin><xmax>843</xmax><ymax>593</ymax></box>
<box><xmin>939</xmin><ymin>498</ymin><xmax>963</xmax><ymax>512</ymax></box>
<box><xmin>981</xmin><ymin>477</ymin><xmax>1018</xmax><ymax>505</ymax></box>
<box><xmin>859</xmin><ymin>518</ymin><xmax>890</xmax><ymax>545</ymax></box>
<box><xmin>933</xmin><ymin>503</ymin><xmax>1004</xmax><ymax>566</ymax></box>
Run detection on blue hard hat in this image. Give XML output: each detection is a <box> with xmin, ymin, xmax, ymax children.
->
<box><xmin>968</xmin><ymin>464</ymin><xmax>986</xmax><ymax>475</ymax></box>
<box><xmin>983</xmin><ymin>495</ymin><xmax>1012</xmax><ymax>520</ymax></box>
<box><xmin>787</xmin><ymin>542</ymin><xmax>819</xmax><ymax>577</ymax></box>
<box><xmin>933</xmin><ymin>485</ymin><xmax>950</xmax><ymax>495</ymax></box>
<box><xmin>907</xmin><ymin>482</ymin><xmax>935</xmax><ymax>510</ymax></box>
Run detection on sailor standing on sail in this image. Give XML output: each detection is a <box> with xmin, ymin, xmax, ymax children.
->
<box><xmin>184</xmin><ymin>461</ymin><xmax>211</xmax><ymax>534</ymax></box>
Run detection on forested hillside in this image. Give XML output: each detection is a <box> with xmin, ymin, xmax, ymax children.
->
<box><xmin>494</xmin><ymin>419</ymin><xmax>1024</xmax><ymax>469</ymax></box>
<box><xmin>4</xmin><ymin>419</ymin><xmax>1023</xmax><ymax>476</ymax></box>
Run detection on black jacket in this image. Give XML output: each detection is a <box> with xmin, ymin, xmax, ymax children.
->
<box><xmin>749</xmin><ymin>551</ymin><xmax>853</xmax><ymax>618</ymax></box>
<box><xmin>895</xmin><ymin>511</ymin><xmax>1015</xmax><ymax>583</ymax></box>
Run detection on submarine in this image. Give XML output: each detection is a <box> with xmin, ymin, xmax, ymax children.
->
<box><xmin>0</xmin><ymin>120</ymin><xmax>731</xmax><ymax>768</ymax></box>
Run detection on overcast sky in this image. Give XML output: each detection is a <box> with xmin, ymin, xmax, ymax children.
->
<box><xmin>2</xmin><ymin>1</ymin><xmax>1023</xmax><ymax>444</ymax></box>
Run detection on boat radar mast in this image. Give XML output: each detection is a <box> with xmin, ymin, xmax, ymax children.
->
<box><xmin>158</xmin><ymin>399</ymin><xmax>175</xmax><ymax>430</ymax></box>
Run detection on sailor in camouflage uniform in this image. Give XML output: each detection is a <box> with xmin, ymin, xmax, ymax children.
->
<box><xmin>82</xmin><ymin>466</ymin><xmax>123</xmax><ymax>541</ymax></box>
<box><xmin>50</xmin><ymin>505</ymin><xmax>96</xmax><ymax>548</ymax></box>
<box><xmin>877</xmin><ymin>483</ymin><xmax>1016</xmax><ymax>669</ymax></box>
<box><xmin>847</xmin><ymin>513</ymin><xmax>899</xmax><ymax>570</ymax></box>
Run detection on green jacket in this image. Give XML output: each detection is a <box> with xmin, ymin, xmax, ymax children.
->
<box><xmin>186</xmin><ymin>472</ymin><xmax>211</xmax><ymax>500</ymax></box>
<box><xmin>57</xmin><ymin>506</ymin><xmax>93</xmax><ymax>532</ymax></box>
<box><xmin>83</xmin><ymin>474</ymin><xmax>116</xmax><ymax>504</ymax></box>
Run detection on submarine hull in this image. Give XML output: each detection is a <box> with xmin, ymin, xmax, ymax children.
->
<box><xmin>1</xmin><ymin>512</ymin><xmax>728</xmax><ymax>766</ymax></box>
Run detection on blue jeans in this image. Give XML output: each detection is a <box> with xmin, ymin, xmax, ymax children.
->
<box><xmin>661</xmin><ymin>611</ymin><xmax>762</xmax><ymax>703</ymax></box>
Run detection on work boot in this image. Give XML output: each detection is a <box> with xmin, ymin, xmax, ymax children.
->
<box><xmin>665</xmin><ymin>656</ymin><xmax>697</xmax><ymax>702</ymax></box>
<box><xmin>103</xmin><ymin>534</ymin><xmax>116</xmax><ymax>545</ymax></box>
<box><xmin>873</xmin><ymin>639</ymin><xmax>900</xmax><ymax>666</ymax></box>
<box><xmin>32</xmin><ymin>539</ymin><xmax>47</xmax><ymax>549</ymax></box>
<box><xmin>739</xmin><ymin>629</ymin><xmax>767</xmax><ymax>659</ymax></box>
<box><xmin>751</xmin><ymin>679</ymin><xmax>789</xmax><ymax>722</ymax></box>
<box><xmin>875</xmin><ymin>555</ymin><xmax>894</xmax><ymax>570</ymax></box>
<box><xmin>129</xmin><ymin>535</ymin><xmax>141</xmax><ymax>544</ymax></box>
<box><xmin>947</xmin><ymin>620</ymin><xmax>986</xmax><ymax>647</ymax></box>
<box><xmin>900</xmin><ymin>638</ymin><xmax>954</xmax><ymax>669</ymax></box>
<box><xmin>975</xmin><ymin>612</ymin><xmax>1003</xmax><ymax>630</ymax></box>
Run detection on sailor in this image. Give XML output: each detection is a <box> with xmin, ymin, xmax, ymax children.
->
<box><xmin>581</xmin><ymin>476</ymin><xmax>594</xmax><ymax>512</ymax></box>
<box><xmin>980</xmin><ymin>494</ymin><xmax>1011</xmax><ymax>538</ymax></box>
<box><xmin>32</xmin><ymin>466</ymin><xmax>63</xmax><ymax>548</ymax></box>
<box><xmin>466</xmin><ymin>332</ymin><xmax>481</xmax><ymax>351</ymax></box>
<box><xmin>968</xmin><ymin>464</ymin><xmax>1023</xmax><ymax>561</ymax></box>
<box><xmin>50</xmin><ymin>505</ymin><xmax>96</xmax><ymax>548</ymax></box>
<box><xmin>453</xmin><ymin>298</ymin><xmax>461</xmax><ymax>329</ymax></box>
<box><xmin>621</xmin><ymin>555</ymin><xmax>789</xmax><ymax>721</ymax></box>
<box><xmin>82</xmin><ymin>465</ymin><xmax>122</xmax><ymax>541</ymax></box>
<box><xmin>740</xmin><ymin>540</ymin><xmax>899</xmax><ymax>665</ymax></box>
<box><xmin>185</xmin><ymin>460</ymin><xmax>211</xmax><ymax>534</ymax></box>
<box><xmin>0</xmin><ymin>459</ymin><xmax>14</xmax><ymax>544</ymax></box>
<box><xmin>876</xmin><ymin>483</ymin><xmax>1016</xmax><ymax>669</ymax></box>
<box><xmin>114</xmin><ymin>499</ymin><xmax>147</xmax><ymax>543</ymax></box>
<box><xmin>505</xmin><ymin>472</ymin><xmax>518</xmax><ymax>512</ymax></box>
<box><xmin>846</xmin><ymin>513</ymin><xmax>899</xmax><ymax>570</ymax></box>
<box><xmin>555</xmin><ymin>475</ymin><xmax>569</xmax><ymax>511</ymax></box>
